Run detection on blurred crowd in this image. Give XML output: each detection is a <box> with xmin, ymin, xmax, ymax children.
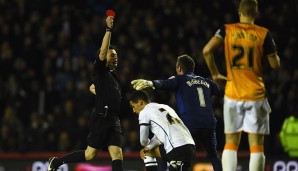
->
<box><xmin>0</xmin><ymin>0</ymin><xmax>297</xmax><ymax>157</ymax></box>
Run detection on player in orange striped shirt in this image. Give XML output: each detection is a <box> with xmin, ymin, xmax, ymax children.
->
<box><xmin>203</xmin><ymin>0</ymin><xmax>280</xmax><ymax>170</ymax></box>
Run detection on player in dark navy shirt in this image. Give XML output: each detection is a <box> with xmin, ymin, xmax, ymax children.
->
<box><xmin>132</xmin><ymin>54</ymin><xmax>223</xmax><ymax>171</ymax></box>
<box><xmin>48</xmin><ymin>16</ymin><xmax>124</xmax><ymax>171</ymax></box>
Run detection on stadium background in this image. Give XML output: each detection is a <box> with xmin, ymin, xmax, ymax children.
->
<box><xmin>0</xmin><ymin>0</ymin><xmax>297</xmax><ymax>170</ymax></box>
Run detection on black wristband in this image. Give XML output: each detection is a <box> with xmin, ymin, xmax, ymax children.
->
<box><xmin>106</xmin><ymin>27</ymin><xmax>112</xmax><ymax>32</ymax></box>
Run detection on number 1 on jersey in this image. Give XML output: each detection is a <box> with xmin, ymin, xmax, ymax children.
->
<box><xmin>197</xmin><ymin>87</ymin><xmax>206</xmax><ymax>107</ymax></box>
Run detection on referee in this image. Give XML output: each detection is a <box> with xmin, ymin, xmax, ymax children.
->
<box><xmin>48</xmin><ymin>16</ymin><xmax>124</xmax><ymax>171</ymax></box>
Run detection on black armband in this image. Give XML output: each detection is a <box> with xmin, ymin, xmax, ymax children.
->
<box><xmin>106</xmin><ymin>27</ymin><xmax>112</xmax><ymax>32</ymax></box>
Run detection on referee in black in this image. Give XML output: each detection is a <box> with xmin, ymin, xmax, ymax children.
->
<box><xmin>48</xmin><ymin>15</ymin><xmax>124</xmax><ymax>171</ymax></box>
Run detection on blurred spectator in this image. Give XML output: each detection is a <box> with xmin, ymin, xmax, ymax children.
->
<box><xmin>57</xmin><ymin>131</ymin><xmax>72</xmax><ymax>152</ymax></box>
<box><xmin>0</xmin><ymin>106</ymin><xmax>24</xmax><ymax>151</ymax></box>
<box><xmin>26</xmin><ymin>112</ymin><xmax>48</xmax><ymax>151</ymax></box>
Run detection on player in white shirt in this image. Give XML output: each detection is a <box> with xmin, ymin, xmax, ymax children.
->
<box><xmin>129</xmin><ymin>90</ymin><xmax>196</xmax><ymax>171</ymax></box>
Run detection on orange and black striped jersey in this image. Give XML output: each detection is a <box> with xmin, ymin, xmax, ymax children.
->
<box><xmin>215</xmin><ymin>23</ymin><xmax>277</xmax><ymax>100</ymax></box>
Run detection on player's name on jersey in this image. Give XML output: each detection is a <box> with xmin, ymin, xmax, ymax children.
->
<box><xmin>232</xmin><ymin>32</ymin><xmax>257</xmax><ymax>41</ymax></box>
<box><xmin>186</xmin><ymin>79</ymin><xmax>210</xmax><ymax>88</ymax></box>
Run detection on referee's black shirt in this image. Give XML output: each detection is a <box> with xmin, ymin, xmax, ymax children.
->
<box><xmin>92</xmin><ymin>57</ymin><xmax>121</xmax><ymax>119</ymax></box>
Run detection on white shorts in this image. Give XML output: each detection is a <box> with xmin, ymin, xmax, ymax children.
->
<box><xmin>223</xmin><ymin>96</ymin><xmax>271</xmax><ymax>135</ymax></box>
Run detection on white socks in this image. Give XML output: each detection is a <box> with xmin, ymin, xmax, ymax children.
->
<box><xmin>144</xmin><ymin>156</ymin><xmax>158</xmax><ymax>167</ymax></box>
<box><xmin>249</xmin><ymin>153</ymin><xmax>265</xmax><ymax>171</ymax></box>
<box><xmin>222</xmin><ymin>149</ymin><xmax>237</xmax><ymax>171</ymax></box>
<box><xmin>222</xmin><ymin>150</ymin><xmax>265</xmax><ymax>171</ymax></box>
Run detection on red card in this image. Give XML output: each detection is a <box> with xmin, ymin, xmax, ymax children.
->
<box><xmin>106</xmin><ymin>10</ymin><xmax>116</xmax><ymax>17</ymax></box>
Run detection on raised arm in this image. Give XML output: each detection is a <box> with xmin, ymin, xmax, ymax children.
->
<box><xmin>98</xmin><ymin>16</ymin><xmax>114</xmax><ymax>61</ymax></box>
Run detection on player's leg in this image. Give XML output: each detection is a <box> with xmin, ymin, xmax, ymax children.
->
<box><xmin>244</xmin><ymin>99</ymin><xmax>270</xmax><ymax>171</ymax></box>
<box><xmin>180</xmin><ymin>145</ymin><xmax>196</xmax><ymax>171</ymax></box>
<box><xmin>47</xmin><ymin>146</ymin><xmax>96</xmax><ymax>171</ymax></box>
<box><xmin>157</xmin><ymin>158</ymin><xmax>168</xmax><ymax>171</ymax></box>
<box><xmin>165</xmin><ymin>145</ymin><xmax>196</xmax><ymax>171</ymax></box>
<box><xmin>107</xmin><ymin>130</ymin><xmax>124</xmax><ymax>171</ymax></box>
<box><xmin>198</xmin><ymin>128</ymin><xmax>222</xmax><ymax>171</ymax></box>
<box><xmin>222</xmin><ymin>96</ymin><xmax>244</xmax><ymax>171</ymax></box>
<box><xmin>141</xmin><ymin>146</ymin><xmax>160</xmax><ymax>171</ymax></box>
<box><xmin>222</xmin><ymin>133</ymin><xmax>241</xmax><ymax>171</ymax></box>
<box><xmin>248</xmin><ymin>134</ymin><xmax>265</xmax><ymax>171</ymax></box>
<box><xmin>143</xmin><ymin>156</ymin><xmax>158</xmax><ymax>171</ymax></box>
<box><xmin>108</xmin><ymin>145</ymin><xmax>124</xmax><ymax>171</ymax></box>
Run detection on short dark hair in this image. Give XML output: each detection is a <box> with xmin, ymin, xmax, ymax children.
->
<box><xmin>177</xmin><ymin>54</ymin><xmax>195</xmax><ymax>73</ymax></box>
<box><xmin>129</xmin><ymin>90</ymin><xmax>150</xmax><ymax>103</ymax></box>
<box><xmin>239</xmin><ymin>0</ymin><xmax>258</xmax><ymax>17</ymax></box>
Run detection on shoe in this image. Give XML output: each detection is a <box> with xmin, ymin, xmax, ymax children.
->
<box><xmin>48</xmin><ymin>157</ymin><xmax>58</xmax><ymax>171</ymax></box>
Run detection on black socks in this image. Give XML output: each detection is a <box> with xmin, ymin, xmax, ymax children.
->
<box><xmin>112</xmin><ymin>159</ymin><xmax>123</xmax><ymax>171</ymax></box>
<box><xmin>55</xmin><ymin>150</ymin><xmax>86</xmax><ymax>167</ymax></box>
<box><xmin>146</xmin><ymin>166</ymin><xmax>158</xmax><ymax>171</ymax></box>
<box><xmin>54</xmin><ymin>151</ymin><xmax>123</xmax><ymax>171</ymax></box>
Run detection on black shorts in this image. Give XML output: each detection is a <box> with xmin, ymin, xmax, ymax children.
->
<box><xmin>159</xmin><ymin>144</ymin><xmax>196</xmax><ymax>163</ymax></box>
<box><xmin>87</xmin><ymin>113</ymin><xmax>122</xmax><ymax>149</ymax></box>
<box><xmin>87</xmin><ymin>127</ymin><xmax>122</xmax><ymax>149</ymax></box>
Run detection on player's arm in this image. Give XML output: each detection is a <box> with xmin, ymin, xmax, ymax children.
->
<box><xmin>267</xmin><ymin>52</ymin><xmax>280</xmax><ymax>69</ymax></box>
<box><xmin>209</xmin><ymin>78</ymin><xmax>224</xmax><ymax>97</ymax></box>
<box><xmin>98</xmin><ymin>16</ymin><xmax>114</xmax><ymax>61</ymax></box>
<box><xmin>203</xmin><ymin>36</ymin><xmax>223</xmax><ymax>79</ymax></box>
<box><xmin>146</xmin><ymin>135</ymin><xmax>161</xmax><ymax>150</ymax></box>
<box><xmin>264</xmin><ymin>32</ymin><xmax>280</xmax><ymax>69</ymax></box>
<box><xmin>203</xmin><ymin>26</ymin><xmax>227</xmax><ymax>82</ymax></box>
<box><xmin>140</xmin><ymin>136</ymin><xmax>161</xmax><ymax>159</ymax></box>
<box><xmin>89</xmin><ymin>84</ymin><xmax>96</xmax><ymax>95</ymax></box>
<box><xmin>131</xmin><ymin>76</ymin><xmax>179</xmax><ymax>91</ymax></box>
<box><xmin>152</xmin><ymin>76</ymin><xmax>179</xmax><ymax>90</ymax></box>
<box><xmin>139</xmin><ymin>124</ymin><xmax>150</xmax><ymax>146</ymax></box>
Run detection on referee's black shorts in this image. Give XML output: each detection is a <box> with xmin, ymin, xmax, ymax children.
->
<box><xmin>87</xmin><ymin>114</ymin><xmax>122</xmax><ymax>149</ymax></box>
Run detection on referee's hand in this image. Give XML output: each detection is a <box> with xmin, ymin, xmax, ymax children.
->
<box><xmin>106</xmin><ymin>16</ymin><xmax>114</xmax><ymax>29</ymax></box>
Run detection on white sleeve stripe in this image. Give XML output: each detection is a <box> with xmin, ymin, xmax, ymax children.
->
<box><xmin>214</xmin><ymin>34</ymin><xmax>223</xmax><ymax>40</ymax></box>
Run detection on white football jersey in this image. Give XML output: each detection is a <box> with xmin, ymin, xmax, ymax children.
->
<box><xmin>139</xmin><ymin>103</ymin><xmax>195</xmax><ymax>153</ymax></box>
